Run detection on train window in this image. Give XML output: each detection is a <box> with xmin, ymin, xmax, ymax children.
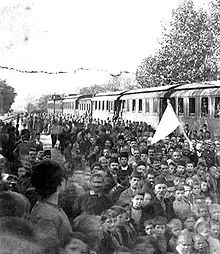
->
<box><xmin>95</xmin><ymin>101</ymin><xmax>97</xmax><ymax>110</ymax></box>
<box><xmin>102</xmin><ymin>101</ymin><xmax>105</xmax><ymax>110</ymax></box>
<box><xmin>201</xmin><ymin>97</ymin><xmax>208</xmax><ymax>117</ymax></box>
<box><xmin>178</xmin><ymin>98</ymin><xmax>184</xmax><ymax>115</ymax></box>
<box><xmin>122</xmin><ymin>100</ymin><xmax>125</xmax><ymax>110</ymax></box>
<box><xmin>189</xmin><ymin>98</ymin><xmax>196</xmax><ymax>116</ymax></box>
<box><xmin>138</xmin><ymin>99</ymin><xmax>143</xmax><ymax>112</ymax></box>
<box><xmin>132</xmin><ymin>99</ymin><xmax>136</xmax><ymax>112</ymax></box>
<box><xmin>110</xmin><ymin>101</ymin><xmax>114</xmax><ymax>111</ymax></box>
<box><xmin>145</xmin><ymin>99</ymin><xmax>150</xmax><ymax>112</ymax></box>
<box><xmin>106</xmin><ymin>101</ymin><xmax>109</xmax><ymax>110</ymax></box>
<box><xmin>214</xmin><ymin>97</ymin><xmax>220</xmax><ymax>118</ymax></box>
<box><xmin>153</xmin><ymin>99</ymin><xmax>158</xmax><ymax>113</ymax></box>
<box><xmin>126</xmin><ymin>99</ymin><xmax>130</xmax><ymax>112</ymax></box>
<box><xmin>98</xmin><ymin>101</ymin><xmax>101</xmax><ymax>110</ymax></box>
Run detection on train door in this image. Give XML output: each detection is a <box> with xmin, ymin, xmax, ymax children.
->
<box><xmin>159</xmin><ymin>97</ymin><xmax>176</xmax><ymax>120</ymax></box>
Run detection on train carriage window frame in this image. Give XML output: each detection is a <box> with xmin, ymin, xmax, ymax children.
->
<box><xmin>132</xmin><ymin>99</ymin><xmax>136</xmax><ymax>112</ymax></box>
<box><xmin>153</xmin><ymin>98</ymin><xmax>158</xmax><ymax>114</ymax></box>
<box><xmin>138</xmin><ymin>99</ymin><xmax>143</xmax><ymax>113</ymax></box>
<box><xmin>214</xmin><ymin>97</ymin><xmax>220</xmax><ymax>118</ymax></box>
<box><xmin>145</xmin><ymin>98</ymin><xmax>150</xmax><ymax>113</ymax></box>
<box><xmin>102</xmin><ymin>101</ymin><xmax>105</xmax><ymax>111</ymax></box>
<box><xmin>201</xmin><ymin>97</ymin><xmax>209</xmax><ymax>117</ymax></box>
<box><xmin>178</xmin><ymin>98</ymin><xmax>184</xmax><ymax>116</ymax></box>
<box><xmin>189</xmin><ymin>97</ymin><xmax>196</xmax><ymax>117</ymax></box>
<box><xmin>98</xmin><ymin>101</ymin><xmax>101</xmax><ymax>110</ymax></box>
<box><xmin>126</xmin><ymin>99</ymin><xmax>130</xmax><ymax>112</ymax></box>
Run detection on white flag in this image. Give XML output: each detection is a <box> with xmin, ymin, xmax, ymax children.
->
<box><xmin>151</xmin><ymin>101</ymin><xmax>181</xmax><ymax>144</ymax></box>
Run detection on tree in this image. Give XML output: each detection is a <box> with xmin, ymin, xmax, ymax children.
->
<box><xmin>79</xmin><ymin>84</ymin><xmax>107</xmax><ymax>95</ymax></box>
<box><xmin>136</xmin><ymin>0</ymin><xmax>220</xmax><ymax>87</ymax></box>
<box><xmin>25</xmin><ymin>95</ymin><xmax>37</xmax><ymax>113</ymax></box>
<box><xmin>36</xmin><ymin>94</ymin><xmax>51</xmax><ymax>112</ymax></box>
<box><xmin>0</xmin><ymin>80</ymin><xmax>16</xmax><ymax>114</ymax></box>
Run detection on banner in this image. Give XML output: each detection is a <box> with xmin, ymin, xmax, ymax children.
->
<box><xmin>151</xmin><ymin>100</ymin><xmax>181</xmax><ymax>144</ymax></box>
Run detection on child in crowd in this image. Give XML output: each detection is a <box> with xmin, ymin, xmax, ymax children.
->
<box><xmin>167</xmin><ymin>218</ymin><xmax>183</xmax><ymax>252</ymax></box>
<box><xmin>183</xmin><ymin>184</ymin><xmax>192</xmax><ymax>203</ymax></box>
<box><xmin>175</xmin><ymin>233</ymin><xmax>193</xmax><ymax>254</ymax></box>
<box><xmin>152</xmin><ymin>216</ymin><xmax>167</xmax><ymax>254</ymax></box>
<box><xmin>192</xmin><ymin>234</ymin><xmax>209</xmax><ymax>254</ymax></box>
<box><xmin>182</xmin><ymin>213</ymin><xmax>196</xmax><ymax>235</ymax></box>
<box><xmin>196</xmin><ymin>221</ymin><xmax>220</xmax><ymax>254</ymax></box>
<box><xmin>173</xmin><ymin>185</ymin><xmax>191</xmax><ymax>221</ymax></box>
<box><xmin>98</xmin><ymin>209</ymin><xmax>121</xmax><ymax>254</ymax></box>
<box><xmin>200</xmin><ymin>180</ymin><xmax>210</xmax><ymax>197</ymax></box>
<box><xmin>210</xmin><ymin>220</ymin><xmax>220</xmax><ymax>240</ymax></box>
<box><xmin>185</xmin><ymin>161</ymin><xmax>194</xmax><ymax>178</ymax></box>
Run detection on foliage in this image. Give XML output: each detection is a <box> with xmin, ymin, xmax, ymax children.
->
<box><xmin>0</xmin><ymin>80</ymin><xmax>16</xmax><ymax>113</ymax></box>
<box><xmin>25</xmin><ymin>96</ymin><xmax>37</xmax><ymax>113</ymax></box>
<box><xmin>136</xmin><ymin>0</ymin><xmax>220</xmax><ymax>87</ymax></box>
<box><xmin>36</xmin><ymin>94</ymin><xmax>51</xmax><ymax>111</ymax></box>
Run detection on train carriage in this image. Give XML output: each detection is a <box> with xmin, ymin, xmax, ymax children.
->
<box><xmin>91</xmin><ymin>91</ymin><xmax>125</xmax><ymax>121</ymax></box>
<box><xmin>169</xmin><ymin>81</ymin><xmax>220</xmax><ymax>138</ymax></box>
<box><xmin>62</xmin><ymin>94</ymin><xmax>79</xmax><ymax>115</ymax></box>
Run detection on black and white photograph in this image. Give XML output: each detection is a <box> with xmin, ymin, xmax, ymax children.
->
<box><xmin>0</xmin><ymin>0</ymin><xmax>220</xmax><ymax>253</ymax></box>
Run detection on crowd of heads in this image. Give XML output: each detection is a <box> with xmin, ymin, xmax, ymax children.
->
<box><xmin>0</xmin><ymin>112</ymin><xmax>220</xmax><ymax>253</ymax></box>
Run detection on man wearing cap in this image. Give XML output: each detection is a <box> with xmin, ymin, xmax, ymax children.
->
<box><xmin>104</xmin><ymin>157</ymin><xmax>120</xmax><ymax>193</ymax></box>
<box><xmin>118</xmin><ymin>152</ymin><xmax>133</xmax><ymax>182</ymax></box>
<box><xmin>147</xmin><ymin>177</ymin><xmax>175</xmax><ymax>221</ymax></box>
<box><xmin>118</xmin><ymin>171</ymin><xmax>142</xmax><ymax>205</ymax></box>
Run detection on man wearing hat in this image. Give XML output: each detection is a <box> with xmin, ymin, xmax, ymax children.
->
<box><xmin>118</xmin><ymin>171</ymin><xmax>142</xmax><ymax>205</ymax></box>
<box><xmin>147</xmin><ymin>177</ymin><xmax>175</xmax><ymax>221</ymax></box>
<box><xmin>118</xmin><ymin>152</ymin><xmax>133</xmax><ymax>182</ymax></box>
<box><xmin>104</xmin><ymin>157</ymin><xmax>120</xmax><ymax>193</ymax></box>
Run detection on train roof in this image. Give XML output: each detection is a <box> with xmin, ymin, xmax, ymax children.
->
<box><xmin>92</xmin><ymin>90</ymin><xmax>125</xmax><ymax>100</ymax></box>
<box><xmin>170</xmin><ymin>81</ymin><xmax>220</xmax><ymax>97</ymax></box>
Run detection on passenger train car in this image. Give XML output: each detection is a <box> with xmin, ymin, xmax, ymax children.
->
<box><xmin>47</xmin><ymin>81</ymin><xmax>220</xmax><ymax>137</ymax></box>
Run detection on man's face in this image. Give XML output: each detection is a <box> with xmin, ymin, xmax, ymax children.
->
<box><xmin>120</xmin><ymin>157</ymin><xmax>128</xmax><ymax>166</ymax></box>
<box><xmin>211</xmin><ymin>224</ymin><xmax>220</xmax><ymax>239</ymax></box>
<box><xmin>18</xmin><ymin>167</ymin><xmax>26</xmax><ymax>178</ymax></box>
<box><xmin>199</xmin><ymin>208</ymin><xmax>209</xmax><ymax>218</ymax></box>
<box><xmin>160</xmin><ymin>165</ymin><xmax>168</xmax><ymax>176</ymax></box>
<box><xmin>133</xmin><ymin>150</ymin><xmax>140</xmax><ymax>159</ymax></box>
<box><xmin>102</xmin><ymin>217</ymin><xmax>115</xmax><ymax>232</ymax></box>
<box><xmin>186</xmin><ymin>163</ymin><xmax>194</xmax><ymax>173</ymax></box>
<box><xmin>37</xmin><ymin>150</ymin><xmax>44</xmax><ymax>160</ymax></box>
<box><xmin>146</xmin><ymin>174</ymin><xmax>155</xmax><ymax>186</ymax></box>
<box><xmin>90</xmin><ymin>137</ymin><xmax>96</xmax><ymax>145</ymax></box>
<box><xmin>136</xmin><ymin>165</ymin><xmax>146</xmax><ymax>174</ymax></box>
<box><xmin>175</xmin><ymin>190</ymin><xmax>184</xmax><ymax>201</ymax></box>
<box><xmin>211</xmin><ymin>210</ymin><xmax>220</xmax><ymax>221</ymax></box>
<box><xmin>154</xmin><ymin>225</ymin><xmax>166</xmax><ymax>236</ymax></box>
<box><xmin>171</xmin><ymin>226</ymin><xmax>182</xmax><ymax>238</ymax></box>
<box><xmin>140</xmin><ymin>153</ymin><xmax>148</xmax><ymax>162</ymax></box>
<box><xmin>152</xmin><ymin>160</ymin><xmax>161</xmax><ymax>170</ymax></box>
<box><xmin>90</xmin><ymin>176</ymin><xmax>104</xmax><ymax>192</ymax></box>
<box><xmin>184</xmin><ymin>186</ymin><xmax>191</xmax><ymax>198</ymax></box>
<box><xmin>131</xmin><ymin>141</ymin><xmax>137</xmax><ymax>148</ymax></box>
<box><xmin>131</xmin><ymin>195</ymin><xmax>143</xmax><ymax>209</ymax></box>
<box><xmin>178</xmin><ymin>239</ymin><xmax>192</xmax><ymax>254</ymax></box>
<box><xmin>64</xmin><ymin>239</ymin><xmax>89</xmax><ymax>254</ymax></box>
<box><xmin>148</xmin><ymin>149</ymin><xmax>154</xmax><ymax>158</ymax></box>
<box><xmin>130</xmin><ymin>177</ymin><xmax>140</xmax><ymax>189</ymax></box>
<box><xmin>154</xmin><ymin>184</ymin><xmax>167</xmax><ymax>200</ymax></box>
<box><xmin>29</xmin><ymin>151</ymin><xmax>37</xmax><ymax>162</ymax></box>
<box><xmin>110</xmin><ymin>162</ymin><xmax>119</xmax><ymax>174</ymax></box>
<box><xmin>172</xmin><ymin>151</ymin><xmax>180</xmax><ymax>162</ymax></box>
<box><xmin>145</xmin><ymin>224</ymin><xmax>153</xmax><ymax>235</ymax></box>
<box><xmin>176</xmin><ymin>165</ymin><xmax>185</xmax><ymax>175</ymax></box>
<box><xmin>194</xmin><ymin>237</ymin><xmax>205</xmax><ymax>253</ymax></box>
<box><xmin>100</xmin><ymin>159</ymin><xmax>108</xmax><ymax>169</ymax></box>
<box><xmin>184</xmin><ymin>217</ymin><xmax>195</xmax><ymax>230</ymax></box>
<box><xmin>193</xmin><ymin>185</ymin><xmax>201</xmax><ymax>195</ymax></box>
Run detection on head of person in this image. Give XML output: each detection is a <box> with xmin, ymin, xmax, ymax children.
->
<box><xmin>192</xmin><ymin>182</ymin><xmax>201</xmax><ymax>196</ymax></box>
<box><xmin>160</xmin><ymin>161</ymin><xmax>168</xmax><ymax>177</ymax></box>
<box><xmin>140</xmin><ymin>149</ymin><xmax>148</xmax><ymax>162</ymax></box>
<box><xmin>99</xmin><ymin>157</ymin><xmax>109</xmax><ymax>171</ymax></box>
<box><xmin>196</xmin><ymin>221</ymin><xmax>211</xmax><ymax>239</ymax></box>
<box><xmin>63</xmin><ymin>232</ymin><xmax>90</xmax><ymax>254</ymax></box>
<box><xmin>119</xmin><ymin>152</ymin><xmax>129</xmax><ymax>167</ymax></box>
<box><xmin>147</xmin><ymin>146</ymin><xmax>155</xmax><ymax>158</ymax></box>
<box><xmin>154</xmin><ymin>178</ymin><xmax>167</xmax><ymax>201</ymax></box>
<box><xmin>193</xmin><ymin>195</ymin><xmax>205</xmax><ymax>206</ymax></box>
<box><xmin>174</xmin><ymin>185</ymin><xmax>185</xmax><ymax>202</ymax></box>
<box><xmin>109</xmin><ymin>157</ymin><xmax>119</xmax><ymax>175</ymax></box>
<box><xmin>210</xmin><ymin>220</ymin><xmax>220</xmax><ymax>239</ymax></box>
<box><xmin>129</xmin><ymin>171</ymin><xmax>142</xmax><ymax>190</ymax></box>
<box><xmin>200</xmin><ymin>180</ymin><xmax>209</xmax><ymax>193</ymax></box>
<box><xmin>28</xmin><ymin>148</ymin><xmax>37</xmax><ymax>163</ymax></box>
<box><xmin>167</xmin><ymin>218</ymin><xmax>182</xmax><ymax>239</ymax></box>
<box><xmin>176</xmin><ymin>233</ymin><xmax>193</xmax><ymax>254</ymax></box>
<box><xmin>89</xmin><ymin>173</ymin><xmax>105</xmax><ymax>193</ymax></box>
<box><xmin>172</xmin><ymin>151</ymin><xmax>181</xmax><ymax>163</ymax></box>
<box><xmin>193</xmin><ymin>234</ymin><xmax>206</xmax><ymax>254</ymax></box>
<box><xmin>91</xmin><ymin>162</ymin><xmax>102</xmax><ymax>173</ymax></box>
<box><xmin>37</xmin><ymin>150</ymin><xmax>44</xmax><ymax>161</ymax></box>
<box><xmin>197</xmin><ymin>204</ymin><xmax>209</xmax><ymax>219</ymax></box>
<box><xmin>184</xmin><ymin>214</ymin><xmax>196</xmax><ymax>232</ymax></box>
<box><xmin>44</xmin><ymin>149</ymin><xmax>52</xmax><ymax>160</ymax></box>
<box><xmin>168</xmin><ymin>161</ymin><xmax>176</xmax><ymax>175</ymax></box>
<box><xmin>146</xmin><ymin>171</ymin><xmax>155</xmax><ymax>187</ymax></box>
<box><xmin>186</xmin><ymin>162</ymin><xmax>194</xmax><ymax>173</ymax></box>
<box><xmin>101</xmin><ymin>209</ymin><xmax>117</xmax><ymax>232</ymax></box>
<box><xmin>209</xmin><ymin>204</ymin><xmax>220</xmax><ymax>221</ymax></box>
<box><xmin>31</xmin><ymin>160</ymin><xmax>64</xmax><ymax>200</ymax></box>
<box><xmin>151</xmin><ymin>156</ymin><xmax>161</xmax><ymax>170</ymax></box>
<box><xmin>110</xmin><ymin>206</ymin><xmax>127</xmax><ymax>227</ymax></box>
<box><xmin>143</xmin><ymin>192</ymin><xmax>152</xmax><ymax>207</ymax></box>
<box><xmin>205</xmin><ymin>196</ymin><xmax>212</xmax><ymax>206</ymax></box>
<box><xmin>0</xmin><ymin>191</ymin><xmax>30</xmax><ymax>218</ymax></box>
<box><xmin>131</xmin><ymin>191</ymin><xmax>144</xmax><ymax>209</ymax></box>
<box><xmin>153</xmin><ymin>216</ymin><xmax>167</xmax><ymax>237</ymax></box>
<box><xmin>135</xmin><ymin>161</ymin><xmax>147</xmax><ymax>175</ymax></box>
<box><xmin>144</xmin><ymin>219</ymin><xmax>154</xmax><ymax>236</ymax></box>
<box><xmin>209</xmin><ymin>166</ymin><xmax>220</xmax><ymax>179</ymax></box>
<box><xmin>183</xmin><ymin>184</ymin><xmax>192</xmax><ymax>199</ymax></box>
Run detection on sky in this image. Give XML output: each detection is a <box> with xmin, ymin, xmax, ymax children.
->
<box><xmin>0</xmin><ymin>0</ymin><xmax>209</xmax><ymax>110</ymax></box>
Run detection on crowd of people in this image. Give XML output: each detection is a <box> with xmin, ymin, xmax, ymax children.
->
<box><xmin>0</xmin><ymin>111</ymin><xmax>220</xmax><ymax>254</ymax></box>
